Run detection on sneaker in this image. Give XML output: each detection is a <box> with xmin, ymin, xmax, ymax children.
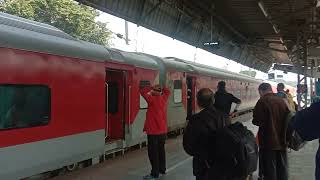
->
<box><xmin>143</xmin><ymin>174</ymin><xmax>159</xmax><ymax>180</ymax></box>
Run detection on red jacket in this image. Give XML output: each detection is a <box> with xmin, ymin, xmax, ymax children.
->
<box><xmin>140</xmin><ymin>86</ymin><xmax>171</xmax><ymax>135</ymax></box>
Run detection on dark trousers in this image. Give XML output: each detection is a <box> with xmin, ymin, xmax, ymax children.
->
<box><xmin>259</xmin><ymin>150</ymin><xmax>288</xmax><ymax>180</ymax></box>
<box><xmin>147</xmin><ymin>134</ymin><xmax>166</xmax><ymax>177</ymax></box>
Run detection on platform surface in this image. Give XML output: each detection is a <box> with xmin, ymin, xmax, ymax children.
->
<box><xmin>52</xmin><ymin>120</ymin><xmax>318</xmax><ymax>180</ymax></box>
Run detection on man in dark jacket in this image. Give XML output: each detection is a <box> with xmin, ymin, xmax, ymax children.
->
<box><xmin>183</xmin><ymin>88</ymin><xmax>227</xmax><ymax>180</ymax></box>
<box><xmin>140</xmin><ymin>84</ymin><xmax>171</xmax><ymax>180</ymax></box>
<box><xmin>253</xmin><ymin>83</ymin><xmax>289</xmax><ymax>180</ymax></box>
<box><xmin>214</xmin><ymin>81</ymin><xmax>241</xmax><ymax>117</ymax></box>
<box><xmin>291</xmin><ymin>100</ymin><xmax>320</xmax><ymax>180</ymax></box>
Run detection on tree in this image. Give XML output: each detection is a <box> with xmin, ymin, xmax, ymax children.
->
<box><xmin>240</xmin><ymin>70</ymin><xmax>257</xmax><ymax>78</ymax></box>
<box><xmin>0</xmin><ymin>0</ymin><xmax>112</xmax><ymax>46</ymax></box>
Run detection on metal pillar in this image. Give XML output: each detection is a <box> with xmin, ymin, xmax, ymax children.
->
<box><xmin>310</xmin><ymin>60</ymin><xmax>314</xmax><ymax>98</ymax></box>
<box><xmin>125</xmin><ymin>21</ymin><xmax>129</xmax><ymax>45</ymax></box>
<box><xmin>315</xmin><ymin>78</ymin><xmax>320</xmax><ymax>96</ymax></box>
<box><xmin>297</xmin><ymin>73</ymin><xmax>308</xmax><ymax>109</ymax></box>
<box><xmin>297</xmin><ymin>38</ymin><xmax>309</xmax><ymax>109</ymax></box>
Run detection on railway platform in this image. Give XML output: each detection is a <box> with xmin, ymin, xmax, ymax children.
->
<box><xmin>51</xmin><ymin>120</ymin><xmax>318</xmax><ymax>180</ymax></box>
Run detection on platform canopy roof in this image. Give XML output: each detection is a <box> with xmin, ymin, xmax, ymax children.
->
<box><xmin>75</xmin><ymin>0</ymin><xmax>320</xmax><ymax>73</ymax></box>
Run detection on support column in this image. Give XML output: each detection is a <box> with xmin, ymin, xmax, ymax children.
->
<box><xmin>297</xmin><ymin>38</ymin><xmax>308</xmax><ymax>109</ymax></box>
<box><xmin>310</xmin><ymin>60</ymin><xmax>314</xmax><ymax>102</ymax></box>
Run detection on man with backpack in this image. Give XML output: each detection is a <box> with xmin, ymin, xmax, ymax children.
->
<box><xmin>183</xmin><ymin>88</ymin><xmax>227</xmax><ymax>180</ymax></box>
<box><xmin>253</xmin><ymin>83</ymin><xmax>290</xmax><ymax>180</ymax></box>
<box><xmin>183</xmin><ymin>88</ymin><xmax>258</xmax><ymax>180</ymax></box>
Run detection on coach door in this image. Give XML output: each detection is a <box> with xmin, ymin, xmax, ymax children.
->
<box><xmin>105</xmin><ymin>69</ymin><xmax>126</xmax><ymax>142</ymax></box>
<box><xmin>186</xmin><ymin>76</ymin><xmax>196</xmax><ymax>119</ymax></box>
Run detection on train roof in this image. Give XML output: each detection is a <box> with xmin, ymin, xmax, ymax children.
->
<box><xmin>0</xmin><ymin>12</ymin><xmax>110</xmax><ymax>62</ymax></box>
<box><xmin>133</xmin><ymin>53</ymin><xmax>195</xmax><ymax>72</ymax></box>
<box><xmin>133</xmin><ymin>53</ymin><xmax>262</xmax><ymax>84</ymax></box>
<box><xmin>164</xmin><ymin>57</ymin><xmax>262</xmax><ymax>83</ymax></box>
<box><xmin>159</xmin><ymin>58</ymin><xmax>196</xmax><ymax>73</ymax></box>
<box><xmin>109</xmin><ymin>50</ymin><xmax>159</xmax><ymax>70</ymax></box>
<box><xmin>0</xmin><ymin>12</ymin><xmax>161</xmax><ymax>70</ymax></box>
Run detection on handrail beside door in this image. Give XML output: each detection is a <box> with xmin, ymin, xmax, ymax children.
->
<box><xmin>105</xmin><ymin>82</ymin><xmax>109</xmax><ymax>139</ymax></box>
<box><xmin>127</xmin><ymin>85</ymin><xmax>131</xmax><ymax>134</ymax></box>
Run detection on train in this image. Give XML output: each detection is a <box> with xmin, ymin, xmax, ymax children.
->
<box><xmin>0</xmin><ymin>12</ymin><xmax>289</xmax><ymax>179</ymax></box>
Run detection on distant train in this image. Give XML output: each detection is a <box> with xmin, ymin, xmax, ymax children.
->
<box><xmin>0</xmin><ymin>12</ymin><xmax>289</xmax><ymax>179</ymax></box>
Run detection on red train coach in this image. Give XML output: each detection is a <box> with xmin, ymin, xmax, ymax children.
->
<box><xmin>0</xmin><ymin>12</ymin><xmax>262</xmax><ymax>179</ymax></box>
<box><xmin>0</xmin><ymin>12</ymin><xmax>158</xmax><ymax>179</ymax></box>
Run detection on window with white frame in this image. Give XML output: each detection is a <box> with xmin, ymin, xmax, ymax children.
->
<box><xmin>173</xmin><ymin>80</ymin><xmax>182</xmax><ymax>103</ymax></box>
<box><xmin>139</xmin><ymin>81</ymin><xmax>150</xmax><ymax>109</ymax></box>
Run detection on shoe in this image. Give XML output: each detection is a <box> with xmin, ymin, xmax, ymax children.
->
<box><xmin>160</xmin><ymin>172</ymin><xmax>166</xmax><ymax>176</ymax></box>
<box><xmin>143</xmin><ymin>174</ymin><xmax>159</xmax><ymax>180</ymax></box>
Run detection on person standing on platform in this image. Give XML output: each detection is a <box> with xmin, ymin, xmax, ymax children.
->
<box><xmin>214</xmin><ymin>81</ymin><xmax>241</xmax><ymax>118</ymax></box>
<box><xmin>183</xmin><ymin>88</ymin><xmax>227</xmax><ymax>180</ymax></box>
<box><xmin>253</xmin><ymin>83</ymin><xmax>290</xmax><ymax>180</ymax></box>
<box><xmin>140</xmin><ymin>84</ymin><xmax>170</xmax><ymax>180</ymax></box>
<box><xmin>276</xmin><ymin>83</ymin><xmax>288</xmax><ymax>99</ymax></box>
<box><xmin>291</xmin><ymin>98</ymin><xmax>320</xmax><ymax>180</ymax></box>
<box><xmin>285</xmin><ymin>89</ymin><xmax>296</xmax><ymax>112</ymax></box>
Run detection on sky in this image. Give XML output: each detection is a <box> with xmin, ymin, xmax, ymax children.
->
<box><xmin>97</xmin><ymin>12</ymin><xmax>298</xmax><ymax>82</ymax></box>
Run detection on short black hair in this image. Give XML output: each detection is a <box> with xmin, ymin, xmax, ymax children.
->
<box><xmin>197</xmin><ymin>88</ymin><xmax>214</xmax><ymax>108</ymax></box>
<box><xmin>277</xmin><ymin>83</ymin><xmax>285</xmax><ymax>90</ymax></box>
<box><xmin>217</xmin><ymin>81</ymin><xmax>226</xmax><ymax>90</ymax></box>
<box><xmin>258</xmin><ymin>83</ymin><xmax>272</xmax><ymax>92</ymax></box>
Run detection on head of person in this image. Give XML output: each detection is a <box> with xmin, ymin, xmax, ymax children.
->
<box><xmin>286</xmin><ymin>89</ymin><xmax>290</xmax><ymax>94</ymax></box>
<box><xmin>258</xmin><ymin>83</ymin><xmax>273</xmax><ymax>97</ymax></box>
<box><xmin>151</xmin><ymin>84</ymin><xmax>162</xmax><ymax>96</ymax></box>
<box><xmin>217</xmin><ymin>81</ymin><xmax>226</xmax><ymax>92</ymax></box>
<box><xmin>196</xmin><ymin>88</ymin><xmax>214</xmax><ymax>109</ymax></box>
<box><xmin>277</xmin><ymin>83</ymin><xmax>285</xmax><ymax>92</ymax></box>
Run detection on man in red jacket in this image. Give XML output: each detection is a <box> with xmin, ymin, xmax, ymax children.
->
<box><xmin>140</xmin><ymin>84</ymin><xmax>171</xmax><ymax>180</ymax></box>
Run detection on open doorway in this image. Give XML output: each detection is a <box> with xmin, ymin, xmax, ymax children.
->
<box><xmin>105</xmin><ymin>69</ymin><xmax>126</xmax><ymax>142</ymax></box>
<box><xmin>186</xmin><ymin>76</ymin><xmax>195</xmax><ymax>119</ymax></box>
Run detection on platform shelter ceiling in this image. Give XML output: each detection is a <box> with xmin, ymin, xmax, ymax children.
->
<box><xmin>75</xmin><ymin>0</ymin><xmax>318</xmax><ymax>72</ymax></box>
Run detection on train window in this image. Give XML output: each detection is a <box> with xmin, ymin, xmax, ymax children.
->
<box><xmin>0</xmin><ymin>85</ymin><xmax>51</xmax><ymax>130</ymax></box>
<box><xmin>140</xmin><ymin>80</ymin><xmax>151</xmax><ymax>88</ymax></box>
<box><xmin>139</xmin><ymin>81</ymin><xmax>150</xmax><ymax>109</ymax></box>
<box><xmin>173</xmin><ymin>80</ymin><xmax>182</xmax><ymax>103</ymax></box>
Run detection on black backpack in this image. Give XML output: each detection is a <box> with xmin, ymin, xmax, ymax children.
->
<box><xmin>212</xmin><ymin>122</ymin><xmax>258</xmax><ymax>178</ymax></box>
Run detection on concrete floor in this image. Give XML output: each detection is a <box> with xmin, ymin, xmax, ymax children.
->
<box><xmin>52</xmin><ymin>135</ymin><xmax>194</xmax><ymax>180</ymax></box>
<box><xmin>52</xmin><ymin>120</ymin><xmax>318</xmax><ymax>180</ymax></box>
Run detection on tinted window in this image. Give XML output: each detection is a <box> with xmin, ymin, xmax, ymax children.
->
<box><xmin>140</xmin><ymin>80</ymin><xmax>151</xmax><ymax>88</ymax></box>
<box><xmin>0</xmin><ymin>85</ymin><xmax>50</xmax><ymax>130</ymax></box>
